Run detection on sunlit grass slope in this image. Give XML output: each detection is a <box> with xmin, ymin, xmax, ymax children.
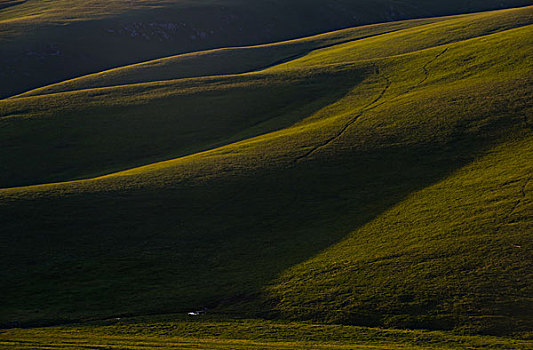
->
<box><xmin>0</xmin><ymin>0</ymin><xmax>530</xmax><ymax>98</ymax></box>
<box><xmin>267</xmin><ymin>137</ymin><xmax>533</xmax><ymax>334</ymax></box>
<box><xmin>15</xmin><ymin>5</ymin><xmax>533</xmax><ymax>97</ymax></box>
<box><xmin>12</xmin><ymin>17</ymin><xmax>439</xmax><ymax>98</ymax></box>
<box><xmin>1</xmin><ymin>6</ymin><xmax>532</xmax><ymax>189</ymax></box>
<box><xmin>0</xmin><ymin>69</ymin><xmax>359</xmax><ymax>188</ymax></box>
<box><xmin>1</xmin><ymin>6</ymin><xmax>531</xmax><ymax>336</ymax></box>
<box><xmin>2</xmin><ymin>318</ymin><xmax>532</xmax><ymax>349</ymax></box>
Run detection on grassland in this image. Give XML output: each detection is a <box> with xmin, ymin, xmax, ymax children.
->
<box><xmin>0</xmin><ymin>3</ymin><xmax>532</xmax><ymax>349</ymax></box>
<box><xmin>2</xmin><ymin>6</ymin><xmax>532</xmax><ymax>189</ymax></box>
<box><xmin>0</xmin><ymin>0</ymin><xmax>531</xmax><ymax>98</ymax></box>
<box><xmin>2</xmin><ymin>317</ymin><xmax>533</xmax><ymax>349</ymax></box>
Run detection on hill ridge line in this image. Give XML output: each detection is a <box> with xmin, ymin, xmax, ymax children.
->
<box><xmin>0</xmin><ymin>31</ymin><xmax>515</xmax><ymax>191</ymax></box>
<box><xmin>0</xmin><ymin>46</ymin><xmax>449</xmax><ymax>191</ymax></box>
<box><xmin>7</xmin><ymin>27</ymin><xmax>408</xmax><ymax>100</ymax></box>
<box><xmin>12</xmin><ymin>5</ymin><xmax>532</xmax><ymax>100</ymax></box>
<box><xmin>10</xmin><ymin>19</ymin><xmax>530</xmax><ymax>101</ymax></box>
<box><xmin>1</xmin><ymin>19</ymin><xmax>530</xmax><ymax>192</ymax></box>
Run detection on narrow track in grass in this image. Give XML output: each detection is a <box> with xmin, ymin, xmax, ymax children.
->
<box><xmin>403</xmin><ymin>47</ymin><xmax>449</xmax><ymax>96</ymax></box>
<box><xmin>294</xmin><ymin>70</ymin><xmax>392</xmax><ymax>163</ymax></box>
<box><xmin>420</xmin><ymin>48</ymin><xmax>449</xmax><ymax>86</ymax></box>
<box><xmin>293</xmin><ymin>47</ymin><xmax>450</xmax><ymax>163</ymax></box>
<box><xmin>509</xmin><ymin>176</ymin><xmax>531</xmax><ymax>217</ymax></box>
<box><xmin>494</xmin><ymin>175</ymin><xmax>531</xmax><ymax>237</ymax></box>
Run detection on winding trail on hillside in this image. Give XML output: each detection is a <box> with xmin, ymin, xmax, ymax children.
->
<box><xmin>403</xmin><ymin>47</ymin><xmax>449</xmax><ymax>96</ymax></box>
<box><xmin>494</xmin><ymin>175</ymin><xmax>531</xmax><ymax>236</ymax></box>
<box><xmin>294</xmin><ymin>75</ymin><xmax>391</xmax><ymax>163</ymax></box>
<box><xmin>294</xmin><ymin>47</ymin><xmax>449</xmax><ymax>163</ymax></box>
<box><xmin>508</xmin><ymin>176</ymin><xmax>531</xmax><ymax>219</ymax></box>
<box><xmin>420</xmin><ymin>48</ymin><xmax>449</xmax><ymax>84</ymax></box>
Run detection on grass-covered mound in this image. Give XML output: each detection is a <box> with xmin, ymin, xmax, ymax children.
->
<box><xmin>2</xmin><ymin>6</ymin><xmax>531</xmax><ymax>188</ymax></box>
<box><xmin>0</xmin><ymin>0</ymin><xmax>531</xmax><ymax>98</ymax></box>
<box><xmin>0</xmin><ymin>5</ymin><xmax>531</xmax><ymax>338</ymax></box>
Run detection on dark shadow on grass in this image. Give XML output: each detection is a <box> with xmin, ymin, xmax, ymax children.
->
<box><xmin>0</xmin><ymin>68</ymin><xmax>362</xmax><ymax>189</ymax></box>
<box><xmin>0</xmin><ymin>115</ymin><xmax>519</xmax><ymax>328</ymax></box>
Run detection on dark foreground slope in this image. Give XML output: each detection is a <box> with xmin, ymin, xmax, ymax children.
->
<box><xmin>1</xmin><ymin>7</ymin><xmax>532</xmax><ymax>336</ymax></box>
<box><xmin>0</xmin><ymin>0</ymin><xmax>531</xmax><ymax>97</ymax></box>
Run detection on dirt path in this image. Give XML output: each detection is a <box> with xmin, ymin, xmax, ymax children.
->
<box><xmin>294</xmin><ymin>73</ymin><xmax>391</xmax><ymax>163</ymax></box>
<box><xmin>293</xmin><ymin>47</ymin><xmax>450</xmax><ymax>163</ymax></box>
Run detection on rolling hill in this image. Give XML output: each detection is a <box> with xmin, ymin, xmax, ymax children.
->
<box><xmin>0</xmin><ymin>0</ymin><xmax>531</xmax><ymax>98</ymax></box>
<box><xmin>2</xmin><ymin>6</ymin><xmax>532</xmax><ymax>189</ymax></box>
<box><xmin>1</xmin><ymin>5</ymin><xmax>532</xmax><ymax>342</ymax></box>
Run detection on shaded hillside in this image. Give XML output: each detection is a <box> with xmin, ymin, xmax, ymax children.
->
<box><xmin>1</xmin><ymin>6</ymin><xmax>531</xmax><ymax>336</ymax></box>
<box><xmin>0</xmin><ymin>0</ymin><xmax>531</xmax><ymax>98</ymax></box>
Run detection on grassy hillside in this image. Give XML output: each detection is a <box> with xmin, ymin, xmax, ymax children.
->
<box><xmin>1</xmin><ymin>5</ymin><xmax>532</xmax><ymax>338</ymax></box>
<box><xmin>0</xmin><ymin>0</ymin><xmax>531</xmax><ymax>98</ymax></box>
<box><xmin>15</xmin><ymin>5</ymin><xmax>533</xmax><ymax>98</ymax></box>
<box><xmin>12</xmin><ymin>17</ymin><xmax>439</xmax><ymax>98</ymax></box>
<box><xmin>2</xmin><ymin>6</ymin><xmax>532</xmax><ymax>189</ymax></box>
<box><xmin>0</xmin><ymin>69</ymin><xmax>359</xmax><ymax>188</ymax></box>
<box><xmin>2</xmin><ymin>318</ymin><xmax>532</xmax><ymax>349</ymax></box>
<box><xmin>267</xmin><ymin>137</ymin><xmax>532</xmax><ymax>334</ymax></box>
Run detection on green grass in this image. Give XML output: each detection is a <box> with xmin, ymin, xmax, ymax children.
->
<box><xmin>0</xmin><ymin>68</ymin><xmax>362</xmax><ymax>188</ymax></box>
<box><xmin>1</xmin><ymin>5</ymin><xmax>531</xmax><ymax>339</ymax></box>
<box><xmin>16</xmin><ymin>5</ymin><xmax>532</xmax><ymax>98</ymax></box>
<box><xmin>0</xmin><ymin>0</ymin><xmax>531</xmax><ymax>97</ymax></box>
<box><xmin>2</xmin><ymin>6</ymin><xmax>531</xmax><ymax>189</ymax></box>
<box><xmin>267</xmin><ymin>137</ymin><xmax>533</xmax><ymax>333</ymax></box>
<box><xmin>1</xmin><ymin>317</ymin><xmax>532</xmax><ymax>349</ymax></box>
<box><xmin>12</xmin><ymin>17</ymin><xmax>440</xmax><ymax>98</ymax></box>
